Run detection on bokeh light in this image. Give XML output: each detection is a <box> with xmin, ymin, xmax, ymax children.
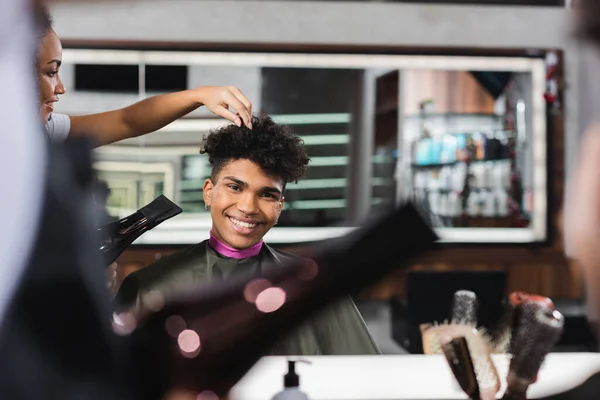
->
<box><xmin>255</xmin><ymin>287</ymin><xmax>287</xmax><ymax>313</ymax></box>
<box><xmin>143</xmin><ymin>290</ymin><xmax>166</xmax><ymax>312</ymax></box>
<box><xmin>197</xmin><ymin>391</ymin><xmax>219</xmax><ymax>400</ymax></box>
<box><xmin>165</xmin><ymin>315</ymin><xmax>187</xmax><ymax>337</ymax></box>
<box><xmin>297</xmin><ymin>260</ymin><xmax>319</xmax><ymax>281</ymax></box>
<box><xmin>111</xmin><ymin>312</ymin><xmax>137</xmax><ymax>336</ymax></box>
<box><xmin>244</xmin><ymin>279</ymin><xmax>272</xmax><ymax>303</ymax></box>
<box><xmin>178</xmin><ymin>329</ymin><xmax>201</xmax><ymax>358</ymax></box>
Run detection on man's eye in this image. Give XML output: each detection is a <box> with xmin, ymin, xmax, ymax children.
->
<box><xmin>228</xmin><ymin>185</ymin><xmax>241</xmax><ymax>191</ymax></box>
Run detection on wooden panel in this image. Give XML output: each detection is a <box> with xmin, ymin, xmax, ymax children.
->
<box><xmin>358</xmin><ymin>261</ymin><xmax>579</xmax><ymax>301</ymax></box>
<box><xmin>402</xmin><ymin>70</ymin><xmax>495</xmax><ymax>114</ymax></box>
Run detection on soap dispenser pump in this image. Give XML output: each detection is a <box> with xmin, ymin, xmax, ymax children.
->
<box><xmin>271</xmin><ymin>360</ymin><xmax>311</xmax><ymax>400</ymax></box>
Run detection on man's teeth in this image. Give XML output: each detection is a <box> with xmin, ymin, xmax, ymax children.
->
<box><xmin>230</xmin><ymin>217</ymin><xmax>257</xmax><ymax>229</ymax></box>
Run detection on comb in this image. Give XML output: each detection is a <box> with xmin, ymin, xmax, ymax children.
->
<box><xmin>442</xmin><ymin>336</ymin><xmax>481</xmax><ymax>400</ymax></box>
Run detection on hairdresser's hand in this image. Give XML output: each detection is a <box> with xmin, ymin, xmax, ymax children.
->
<box><xmin>195</xmin><ymin>86</ymin><xmax>253</xmax><ymax>130</ymax></box>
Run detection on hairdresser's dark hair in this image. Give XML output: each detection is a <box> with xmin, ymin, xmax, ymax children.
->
<box><xmin>576</xmin><ymin>0</ymin><xmax>600</xmax><ymax>46</ymax></box>
<box><xmin>200</xmin><ymin>115</ymin><xmax>310</xmax><ymax>185</ymax></box>
<box><xmin>34</xmin><ymin>3</ymin><xmax>54</xmax><ymax>39</ymax></box>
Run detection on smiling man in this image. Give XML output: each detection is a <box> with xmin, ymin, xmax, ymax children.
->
<box><xmin>114</xmin><ymin>115</ymin><xmax>380</xmax><ymax>355</ymax></box>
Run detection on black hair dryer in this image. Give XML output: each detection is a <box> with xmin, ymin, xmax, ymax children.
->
<box><xmin>97</xmin><ymin>195</ymin><xmax>182</xmax><ymax>267</ymax></box>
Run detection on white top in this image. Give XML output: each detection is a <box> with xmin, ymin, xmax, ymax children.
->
<box><xmin>0</xmin><ymin>1</ymin><xmax>46</xmax><ymax>324</ymax></box>
<box><xmin>229</xmin><ymin>353</ymin><xmax>600</xmax><ymax>400</ymax></box>
<box><xmin>45</xmin><ymin>113</ymin><xmax>71</xmax><ymax>142</ymax></box>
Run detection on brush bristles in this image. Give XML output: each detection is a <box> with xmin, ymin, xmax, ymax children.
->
<box><xmin>510</xmin><ymin>304</ymin><xmax>565</xmax><ymax>382</ymax></box>
<box><xmin>488</xmin><ymin>300</ymin><xmax>516</xmax><ymax>354</ymax></box>
<box><xmin>422</xmin><ymin>322</ymin><xmax>492</xmax><ymax>354</ymax></box>
<box><xmin>490</xmin><ymin>327</ymin><xmax>512</xmax><ymax>354</ymax></box>
<box><xmin>488</xmin><ymin>296</ymin><xmax>557</xmax><ymax>355</ymax></box>
<box><xmin>451</xmin><ymin>290</ymin><xmax>478</xmax><ymax>326</ymax></box>
<box><xmin>422</xmin><ymin>322</ymin><xmax>500</xmax><ymax>396</ymax></box>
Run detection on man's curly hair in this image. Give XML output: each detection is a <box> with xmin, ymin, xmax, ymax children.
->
<box><xmin>200</xmin><ymin>115</ymin><xmax>310</xmax><ymax>185</ymax></box>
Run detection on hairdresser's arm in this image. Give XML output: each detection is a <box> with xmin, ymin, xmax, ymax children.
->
<box><xmin>69</xmin><ymin>86</ymin><xmax>252</xmax><ymax>146</ymax></box>
<box><xmin>564</xmin><ymin>124</ymin><xmax>600</xmax><ymax>320</ymax></box>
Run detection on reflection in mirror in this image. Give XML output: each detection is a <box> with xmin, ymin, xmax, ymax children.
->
<box><xmin>388</xmin><ymin>69</ymin><xmax>537</xmax><ymax>237</ymax></box>
<box><xmin>61</xmin><ymin>49</ymin><xmax>547</xmax><ymax>245</ymax></box>
<box><xmin>95</xmin><ymin>161</ymin><xmax>174</xmax><ymax>214</ymax></box>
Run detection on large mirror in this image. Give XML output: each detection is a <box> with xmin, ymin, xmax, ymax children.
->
<box><xmin>61</xmin><ymin>49</ymin><xmax>547</xmax><ymax>244</ymax></box>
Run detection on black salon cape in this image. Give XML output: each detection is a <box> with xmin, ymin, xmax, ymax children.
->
<box><xmin>114</xmin><ymin>240</ymin><xmax>381</xmax><ymax>356</ymax></box>
<box><xmin>0</xmin><ymin>140</ymin><xmax>137</xmax><ymax>400</ymax></box>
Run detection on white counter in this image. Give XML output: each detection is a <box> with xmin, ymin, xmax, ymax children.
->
<box><xmin>229</xmin><ymin>353</ymin><xmax>600</xmax><ymax>400</ymax></box>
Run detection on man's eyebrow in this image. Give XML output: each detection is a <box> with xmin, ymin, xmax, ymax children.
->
<box><xmin>222</xmin><ymin>176</ymin><xmax>282</xmax><ymax>195</ymax></box>
<box><xmin>261</xmin><ymin>186</ymin><xmax>282</xmax><ymax>195</ymax></box>
<box><xmin>223</xmin><ymin>176</ymin><xmax>247</xmax><ymax>187</ymax></box>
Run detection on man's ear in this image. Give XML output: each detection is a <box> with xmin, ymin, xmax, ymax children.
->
<box><xmin>276</xmin><ymin>196</ymin><xmax>285</xmax><ymax>216</ymax></box>
<box><xmin>203</xmin><ymin>178</ymin><xmax>214</xmax><ymax>207</ymax></box>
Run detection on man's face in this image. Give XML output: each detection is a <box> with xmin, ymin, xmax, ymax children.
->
<box><xmin>203</xmin><ymin>159</ymin><xmax>284</xmax><ymax>249</ymax></box>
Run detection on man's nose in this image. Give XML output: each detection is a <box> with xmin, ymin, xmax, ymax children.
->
<box><xmin>237</xmin><ymin>193</ymin><xmax>259</xmax><ymax>215</ymax></box>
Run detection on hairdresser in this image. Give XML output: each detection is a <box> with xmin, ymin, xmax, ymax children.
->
<box><xmin>37</xmin><ymin>7</ymin><xmax>253</xmax><ymax>146</ymax></box>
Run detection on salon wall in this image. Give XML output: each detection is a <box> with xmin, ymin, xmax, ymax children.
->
<box><xmin>51</xmin><ymin>0</ymin><xmax>581</xmax><ymax>197</ymax></box>
<box><xmin>51</xmin><ymin>1</ymin><xmax>587</xmax><ymax>300</ymax></box>
<box><xmin>56</xmin><ymin>65</ymin><xmax>263</xmax><ymax>117</ymax></box>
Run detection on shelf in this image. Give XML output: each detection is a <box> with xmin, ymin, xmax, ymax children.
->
<box><xmin>413</xmin><ymin>188</ymin><xmax>457</xmax><ymax>193</ymax></box>
<box><xmin>411</xmin><ymin>158</ymin><xmax>511</xmax><ymax>169</ymax></box>
<box><xmin>408</xmin><ymin>131</ymin><xmax>516</xmax><ymax>141</ymax></box>
<box><xmin>440</xmin><ymin>215</ymin><xmax>530</xmax><ymax>229</ymax></box>
<box><xmin>412</xmin><ymin>162</ymin><xmax>458</xmax><ymax>169</ymax></box>
<box><xmin>404</xmin><ymin>113</ymin><xmax>503</xmax><ymax>119</ymax></box>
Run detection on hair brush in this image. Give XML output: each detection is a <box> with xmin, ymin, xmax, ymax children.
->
<box><xmin>451</xmin><ymin>290</ymin><xmax>479</xmax><ymax>325</ymax></box>
<box><xmin>422</xmin><ymin>322</ymin><xmax>500</xmax><ymax>399</ymax></box>
<box><xmin>502</xmin><ymin>303</ymin><xmax>564</xmax><ymax>399</ymax></box>
<box><xmin>490</xmin><ymin>292</ymin><xmax>555</xmax><ymax>354</ymax></box>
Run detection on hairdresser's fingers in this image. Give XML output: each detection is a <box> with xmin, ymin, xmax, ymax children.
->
<box><xmin>198</xmin><ymin>86</ymin><xmax>249</xmax><ymax>128</ymax></box>
<box><xmin>228</xmin><ymin>86</ymin><xmax>253</xmax><ymax>128</ymax></box>
<box><xmin>222</xmin><ymin>88</ymin><xmax>252</xmax><ymax>129</ymax></box>
<box><xmin>211</xmin><ymin>105</ymin><xmax>243</xmax><ymax>128</ymax></box>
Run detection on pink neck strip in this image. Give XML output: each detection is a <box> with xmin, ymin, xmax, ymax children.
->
<box><xmin>208</xmin><ymin>231</ymin><xmax>263</xmax><ymax>259</ymax></box>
